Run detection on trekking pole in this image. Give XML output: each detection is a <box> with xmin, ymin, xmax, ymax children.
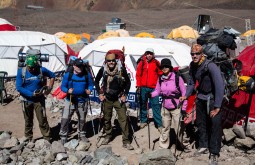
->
<box><xmin>96</xmin><ymin>101</ymin><xmax>104</xmax><ymax>148</ymax></box>
<box><xmin>88</xmin><ymin>97</ymin><xmax>96</xmax><ymax>136</ymax></box>
<box><xmin>174</xmin><ymin>101</ymin><xmax>184</xmax><ymax>158</ymax></box>
<box><xmin>146</xmin><ymin>93</ymin><xmax>151</xmax><ymax>150</ymax></box>
<box><xmin>126</xmin><ymin>110</ymin><xmax>140</xmax><ymax>148</ymax></box>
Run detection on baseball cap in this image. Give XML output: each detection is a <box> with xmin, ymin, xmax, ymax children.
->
<box><xmin>145</xmin><ymin>48</ymin><xmax>154</xmax><ymax>54</ymax></box>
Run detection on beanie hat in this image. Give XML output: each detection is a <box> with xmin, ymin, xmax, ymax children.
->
<box><xmin>160</xmin><ymin>58</ymin><xmax>173</xmax><ymax>69</ymax></box>
<box><xmin>26</xmin><ymin>55</ymin><xmax>38</xmax><ymax>67</ymax></box>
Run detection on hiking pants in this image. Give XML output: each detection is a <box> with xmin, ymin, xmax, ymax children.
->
<box><xmin>103</xmin><ymin>98</ymin><xmax>130</xmax><ymax>144</ymax></box>
<box><xmin>22</xmin><ymin>100</ymin><xmax>51</xmax><ymax>141</ymax></box>
<box><xmin>159</xmin><ymin>107</ymin><xmax>184</xmax><ymax>149</ymax></box>
<box><xmin>59</xmin><ymin>99</ymin><xmax>88</xmax><ymax>138</ymax></box>
<box><xmin>140</xmin><ymin>87</ymin><xmax>162</xmax><ymax>128</ymax></box>
<box><xmin>196</xmin><ymin>98</ymin><xmax>222</xmax><ymax>155</ymax></box>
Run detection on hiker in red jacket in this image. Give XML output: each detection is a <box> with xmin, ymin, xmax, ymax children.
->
<box><xmin>136</xmin><ymin>48</ymin><xmax>163</xmax><ymax>132</ymax></box>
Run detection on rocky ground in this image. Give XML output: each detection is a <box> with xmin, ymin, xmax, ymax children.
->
<box><xmin>1</xmin><ymin>79</ymin><xmax>255</xmax><ymax>164</ymax></box>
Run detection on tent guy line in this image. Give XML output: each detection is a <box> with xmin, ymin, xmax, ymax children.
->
<box><xmin>184</xmin><ymin>3</ymin><xmax>245</xmax><ymax>21</ymax></box>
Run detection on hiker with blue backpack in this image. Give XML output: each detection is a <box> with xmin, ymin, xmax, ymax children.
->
<box><xmin>59</xmin><ymin>58</ymin><xmax>94</xmax><ymax>144</ymax></box>
<box><xmin>147</xmin><ymin>58</ymin><xmax>188</xmax><ymax>151</ymax></box>
<box><xmin>180</xmin><ymin>44</ymin><xmax>225</xmax><ymax>165</ymax></box>
<box><xmin>16</xmin><ymin>49</ymin><xmax>55</xmax><ymax>142</ymax></box>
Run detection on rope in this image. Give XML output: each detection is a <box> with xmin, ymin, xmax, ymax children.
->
<box><xmin>184</xmin><ymin>3</ymin><xmax>245</xmax><ymax>21</ymax></box>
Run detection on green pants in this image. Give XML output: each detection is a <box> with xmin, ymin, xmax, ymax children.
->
<box><xmin>22</xmin><ymin>100</ymin><xmax>51</xmax><ymax>141</ymax></box>
<box><xmin>103</xmin><ymin>99</ymin><xmax>130</xmax><ymax>144</ymax></box>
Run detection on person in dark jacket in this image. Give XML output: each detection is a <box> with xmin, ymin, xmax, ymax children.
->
<box><xmin>59</xmin><ymin>58</ymin><xmax>94</xmax><ymax>144</ymax></box>
<box><xmin>16</xmin><ymin>49</ymin><xmax>55</xmax><ymax>142</ymax></box>
<box><xmin>136</xmin><ymin>48</ymin><xmax>163</xmax><ymax>132</ymax></box>
<box><xmin>180</xmin><ymin>44</ymin><xmax>225</xmax><ymax>165</ymax></box>
<box><xmin>94</xmin><ymin>53</ymin><xmax>134</xmax><ymax>150</ymax></box>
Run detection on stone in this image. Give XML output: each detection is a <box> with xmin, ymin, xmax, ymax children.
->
<box><xmin>139</xmin><ymin>149</ymin><xmax>176</xmax><ymax>165</ymax></box>
<box><xmin>223</xmin><ymin>128</ymin><xmax>236</xmax><ymax>142</ymax></box>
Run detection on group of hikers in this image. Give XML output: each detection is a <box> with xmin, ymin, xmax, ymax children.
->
<box><xmin>16</xmin><ymin>43</ymin><xmax>224</xmax><ymax>165</ymax></box>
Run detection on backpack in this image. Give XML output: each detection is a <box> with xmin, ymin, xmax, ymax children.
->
<box><xmin>200</xmin><ymin>60</ymin><xmax>238</xmax><ymax>99</ymax></box>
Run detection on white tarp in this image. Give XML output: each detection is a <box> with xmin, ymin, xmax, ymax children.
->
<box><xmin>0</xmin><ymin>31</ymin><xmax>69</xmax><ymax>77</ymax></box>
<box><xmin>78</xmin><ymin>37</ymin><xmax>192</xmax><ymax>93</ymax></box>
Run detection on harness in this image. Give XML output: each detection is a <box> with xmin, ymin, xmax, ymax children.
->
<box><xmin>159</xmin><ymin>71</ymin><xmax>181</xmax><ymax>109</ymax></box>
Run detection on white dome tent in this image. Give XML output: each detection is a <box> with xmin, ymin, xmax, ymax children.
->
<box><xmin>0</xmin><ymin>31</ymin><xmax>71</xmax><ymax>77</ymax></box>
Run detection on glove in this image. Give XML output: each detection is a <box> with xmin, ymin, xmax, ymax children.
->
<box><xmin>146</xmin><ymin>92</ymin><xmax>151</xmax><ymax>98</ymax></box>
<box><xmin>181</xmin><ymin>110</ymin><xmax>187</xmax><ymax>117</ymax></box>
<box><xmin>43</xmin><ymin>86</ymin><xmax>52</xmax><ymax>95</ymax></box>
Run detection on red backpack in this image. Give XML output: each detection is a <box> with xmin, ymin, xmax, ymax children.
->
<box><xmin>105</xmin><ymin>49</ymin><xmax>125</xmax><ymax>66</ymax></box>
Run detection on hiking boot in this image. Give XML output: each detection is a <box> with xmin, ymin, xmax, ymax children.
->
<box><xmin>139</xmin><ymin>123</ymin><xmax>147</xmax><ymax>129</ymax></box>
<box><xmin>193</xmin><ymin>147</ymin><xmax>209</xmax><ymax>156</ymax></box>
<box><xmin>101</xmin><ymin>137</ymin><xmax>111</xmax><ymax>145</ymax></box>
<box><xmin>158</xmin><ymin>127</ymin><xmax>163</xmax><ymax>134</ymax></box>
<box><xmin>209</xmin><ymin>154</ymin><xmax>218</xmax><ymax>165</ymax></box>
<box><xmin>80</xmin><ymin>136</ymin><xmax>90</xmax><ymax>143</ymax></box>
<box><xmin>123</xmin><ymin>143</ymin><xmax>134</xmax><ymax>150</ymax></box>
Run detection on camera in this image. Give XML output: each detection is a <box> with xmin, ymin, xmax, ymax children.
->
<box><xmin>18</xmin><ymin>49</ymin><xmax>49</xmax><ymax>67</ymax></box>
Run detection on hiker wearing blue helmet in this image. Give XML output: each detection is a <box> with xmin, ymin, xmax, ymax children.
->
<box><xmin>16</xmin><ymin>49</ymin><xmax>55</xmax><ymax>142</ymax></box>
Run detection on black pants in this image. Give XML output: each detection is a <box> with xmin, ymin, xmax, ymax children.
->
<box><xmin>196</xmin><ymin>98</ymin><xmax>222</xmax><ymax>155</ymax></box>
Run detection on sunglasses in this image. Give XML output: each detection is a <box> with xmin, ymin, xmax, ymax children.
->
<box><xmin>145</xmin><ymin>51</ymin><xmax>154</xmax><ymax>55</ymax></box>
<box><xmin>190</xmin><ymin>52</ymin><xmax>202</xmax><ymax>56</ymax></box>
<box><xmin>106</xmin><ymin>59</ymin><xmax>116</xmax><ymax>62</ymax></box>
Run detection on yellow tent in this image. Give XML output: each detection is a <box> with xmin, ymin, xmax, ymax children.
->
<box><xmin>60</xmin><ymin>33</ymin><xmax>82</xmax><ymax>45</ymax></box>
<box><xmin>167</xmin><ymin>25</ymin><xmax>199</xmax><ymax>39</ymax></box>
<box><xmin>135</xmin><ymin>32</ymin><xmax>155</xmax><ymax>38</ymax></box>
<box><xmin>242</xmin><ymin>30</ymin><xmax>255</xmax><ymax>37</ymax></box>
<box><xmin>97</xmin><ymin>31</ymin><xmax>120</xmax><ymax>40</ymax></box>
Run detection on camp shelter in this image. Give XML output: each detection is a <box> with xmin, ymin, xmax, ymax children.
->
<box><xmin>78</xmin><ymin>37</ymin><xmax>191</xmax><ymax>93</ymax></box>
<box><xmin>167</xmin><ymin>25</ymin><xmax>199</xmax><ymax>39</ymax></box>
<box><xmin>80</xmin><ymin>33</ymin><xmax>94</xmax><ymax>44</ymax></box>
<box><xmin>222</xmin><ymin>44</ymin><xmax>255</xmax><ymax>128</ymax></box>
<box><xmin>0</xmin><ymin>18</ymin><xmax>16</xmax><ymax>31</ymax></box>
<box><xmin>242</xmin><ymin>30</ymin><xmax>255</xmax><ymax>37</ymax></box>
<box><xmin>135</xmin><ymin>32</ymin><xmax>155</xmax><ymax>38</ymax></box>
<box><xmin>54</xmin><ymin>32</ymin><xmax>66</xmax><ymax>38</ymax></box>
<box><xmin>0</xmin><ymin>31</ymin><xmax>75</xmax><ymax>77</ymax></box>
<box><xmin>97</xmin><ymin>30</ymin><xmax>120</xmax><ymax>40</ymax></box>
<box><xmin>115</xmin><ymin>29</ymin><xmax>130</xmax><ymax>37</ymax></box>
<box><xmin>60</xmin><ymin>33</ymin><xmax>82</xmax><ymax>45</ymax></box>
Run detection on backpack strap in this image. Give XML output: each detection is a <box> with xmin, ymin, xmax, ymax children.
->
<box><xmin>22</xmin><ymin>67</ymin><xmax>43</xmax><ymax>84</ymax></box>
<box><xmin>68</xmin><ymin>71</ymin><xmax>89</xmax><ymax>88</ymax></box>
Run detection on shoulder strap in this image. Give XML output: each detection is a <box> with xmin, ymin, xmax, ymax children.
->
<box><xmin>22</xmin><ymin>67</ymin><xmax>26</xmax><ymax>84</ymax></box>
<box><xmin>174</xmin><ymin>71</ymin><xmax>181</xmax><ymax>93</ymax></box>
<box><xmin>22</xmin><ymin>67</ymin><xmax>43</xmax><ymax>84</ymax></box>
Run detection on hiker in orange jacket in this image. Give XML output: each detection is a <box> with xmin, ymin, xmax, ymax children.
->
<box><xmin>136</xmin><ymin>48</ymin><xmax>163</xmax><ymax>132</ymax></box>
